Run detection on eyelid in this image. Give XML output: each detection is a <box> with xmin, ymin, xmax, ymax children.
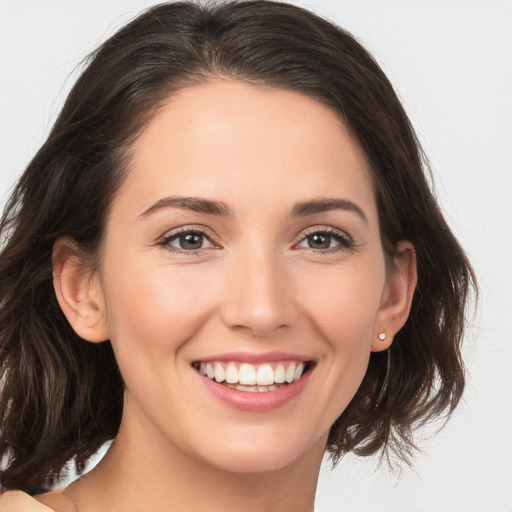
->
<box><xmin>156</xmin><ymin>224</ymin><xmax>354</xmax><ymax>254</ymax></box>
<box><xmin>157</xmin><ymin>225</ymin><xmax>220</xmax><ymax>251</ymax></box>
<box><xmin>298</xmin><ymin>225</ymin><xmax>352</xmax><ymax>239</ymax></box>
<box><xmin>293</xmin><ymin>225</ymin><xmax>354</xmax><ymax>251</ymax></box>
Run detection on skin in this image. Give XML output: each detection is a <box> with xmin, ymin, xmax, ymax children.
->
<box><xmin>49</xmin><ymin>80</ymin><xmax>416</xmax><ymax>512</ymax></box>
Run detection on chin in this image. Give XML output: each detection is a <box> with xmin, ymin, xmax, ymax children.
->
<box><xmin>191</xmin><ymin>428</ymin><xmax>327</xmax><ymax>475</ymax></box>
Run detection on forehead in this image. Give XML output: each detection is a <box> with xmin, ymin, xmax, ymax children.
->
<box><xmin>118</xmin><ymin>80</ymin><xmax>377</xmax><ymax>222</ymax></box>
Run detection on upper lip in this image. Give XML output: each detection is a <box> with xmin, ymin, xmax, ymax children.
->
<box><xmin>192</xmin><ymin>351</ymin><xmax>313</xmax><ymax>364</ymax></box>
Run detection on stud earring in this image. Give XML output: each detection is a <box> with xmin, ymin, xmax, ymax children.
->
<box><xmin>378</xmin><ymin>332</ymin><xmax>386</xmax><ymax>341</ymax></box>
<box><xmin>88</xmin><ymin>321</ymin><xmax>98</xmax><ymax>329</ymax></box>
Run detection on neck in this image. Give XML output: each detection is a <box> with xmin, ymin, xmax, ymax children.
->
<box><xmin>65</xmin><ymin>395</ymin><xmax>326</xmax><ymax>512</ymax></box>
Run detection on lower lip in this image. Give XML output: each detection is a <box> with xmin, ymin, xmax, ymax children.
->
<box><xmin>198</xmin><ymin>369</ymin><xmax>312</xmax><ymax>412</ymax></box>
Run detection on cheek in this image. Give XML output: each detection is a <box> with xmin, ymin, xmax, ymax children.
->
<box><xmin>101</xmin><ymin>256</ymin><xmax>219</xmax><ymax>364</ymax></box>
<box><xmin>299</xmin><ymin>261</ymin><xmax>385</xmax><ymax>349</ymax></box>
<box><xmin>277</xmin><ymin>261</ymin><xmax>386</xmax><ymax>434</ymax></box>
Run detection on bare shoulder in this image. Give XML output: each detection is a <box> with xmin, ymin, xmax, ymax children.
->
<box><xmin>32</xmin><ymin>489</ymin><xmax>76</xmax><ymax>512</ymax></box>
<box><xmin>0</xmin><ymin>490</ymin><xmax>56</xmax><ymax>511</ymax></box>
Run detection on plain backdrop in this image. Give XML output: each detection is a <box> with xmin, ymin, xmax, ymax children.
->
<box><xmin>1</xmin><ymin>1</ymin><xmax>511</xmax><ymax>511</ymax></box>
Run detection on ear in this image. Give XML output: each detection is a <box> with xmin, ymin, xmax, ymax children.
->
<box><xmin>52</xmin><ymin>237</ymin><xmax>110</xmax><ymax>343</ymax></box>
<box><xmin>372</xmin><ymin>241</ymin><xmax>417</xmax><ymax>352</ymax></box>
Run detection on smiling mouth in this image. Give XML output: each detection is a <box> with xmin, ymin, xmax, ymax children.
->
<box><xmin>192</xmin><ymin>360</ymin><xmax>315</xmax><ymax>392</ymax></box>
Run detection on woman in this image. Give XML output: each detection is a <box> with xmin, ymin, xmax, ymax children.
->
<box><xmin>0</xmin><ymin>1</ymin><xmax>475</xmax><ymax>511</ymax></box>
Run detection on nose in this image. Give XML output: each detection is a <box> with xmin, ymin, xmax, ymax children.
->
<box><xmin>220</xmin><ymin>246</ymin><xmax>297</xmax><ymax>337</ymax></box>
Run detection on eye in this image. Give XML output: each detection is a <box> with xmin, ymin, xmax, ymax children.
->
<box><xmin>296</xmin><ymin>228</ymin><xmax>352</xmax><ymax>252</ymax></box>
<box><xmin>160</xmin><ymin>228</ymin><xmax>215</xmax><ymax>253</ymax></box>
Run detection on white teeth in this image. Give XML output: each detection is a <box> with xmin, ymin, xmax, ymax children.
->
<box><xmin>235</xmin><ymin>384</ymin><xmax>257</xmax><ymax>392</ymax></box>
<box><xmin>225</xmin><ymin>363</ymin><xmax>239</xmax><ymax>384</ymax></box>
<box><xmin>256</xmin><ymin>364</ymin><xmax>275</xmax><ymax>386</ymax></box>
<box><xmin>214</xmin><ymin>363</ymin><xmax>225</xmax><ymax>383</ymax></box>
<box><xmin>198</xmin><ymin>360</ymin><xmax>309</xmax><ymax>388</ymax></box>
<box><xmin>294</xmin><ymin>362</ymin><xmax>304</xmax><ymax>381</ymax></box>
<box><xmin>227</xmin><ymin>383</ymin><xmax>281</xmax><ymax>392</ymax></box>
<box><xmin>285</xmin><ymin>362</ymin><xmax>296</xmax><ymax>383</ymax></box>
<box><xmin>239</xmin><ymin>363</ymin><xmax>257</xmax><ymax>385</ymax></box>
<box><xmin>274</xmin><ymin>364</ymin><xmax>286</xmax><ymax>383</ymax></box>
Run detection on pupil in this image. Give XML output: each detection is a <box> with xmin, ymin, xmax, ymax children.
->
<box><xmin>181</xmin><ymin>233</ymin><xmax>202</xmax><ymax>249</ymax></box>
<box><xmin>309</xmin><ymin>234</ymin><xmax>330</xmax><ymax>249</ymax></box>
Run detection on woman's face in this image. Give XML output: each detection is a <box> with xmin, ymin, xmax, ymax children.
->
<box><xmin>95</xmin><ymin>80</ymin><xmax>392</xmax><ymax>473</ymax></box>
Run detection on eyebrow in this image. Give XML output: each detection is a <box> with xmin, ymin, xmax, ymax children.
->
<box><xmin>139</xmin><ymin>196</ymin><xmax>232</xmax><ymax>218</ymax></box>
<box><xmin>139</xmin><ymin>195</ymin><xmax>367</xmax><ymax>224</ymax></box>
<box><xmin>291</xmin><ymin>198</ymin><xmax>368</xmax><ymax>224</ymax></box>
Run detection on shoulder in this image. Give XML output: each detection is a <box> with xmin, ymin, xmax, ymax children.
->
<box><xmin>0</xmin><ymin>490</ymin><xmax>55</xmax><ymax>511</ymax></box>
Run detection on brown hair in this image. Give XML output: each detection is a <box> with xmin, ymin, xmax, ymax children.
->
<box><xmin>0</xmin><ymin>0</ymin><xmax>475</xmax><ymax>492</ymax></box>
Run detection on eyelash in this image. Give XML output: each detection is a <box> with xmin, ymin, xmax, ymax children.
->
<box><xmin>157</xmin><ymin>226</ymin><xmax>354</xmax><ymax>255</ymax></box>
<box><xmin>158</xmin><ymin>226</ymin><xmax>216</xmax><ymax>255</ymax></box>
<box><xmin>296</xmin><ymin>227</ymin><xmax>354</xmax><ymax>254</ymax></box>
